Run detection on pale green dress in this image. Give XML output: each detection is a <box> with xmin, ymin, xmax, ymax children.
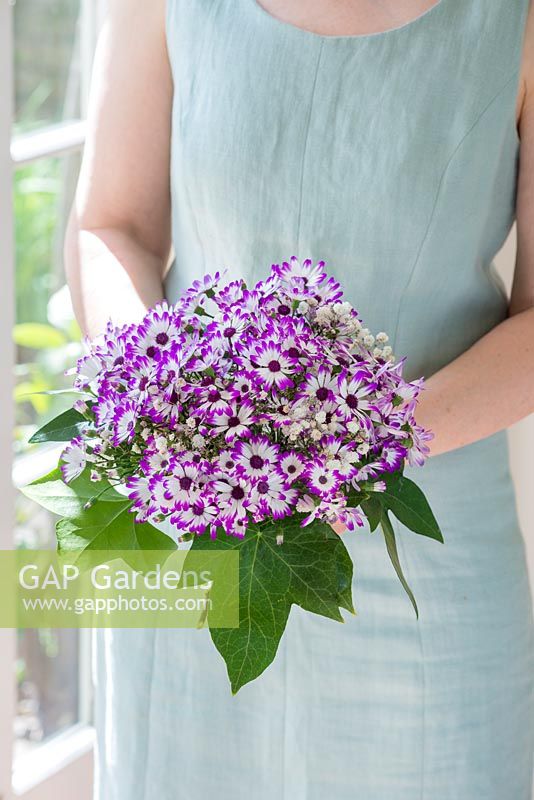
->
<box><xmin>93</xmin><ymin>1</ymin><xmax>534</xmax><ymax>797</ymax></box>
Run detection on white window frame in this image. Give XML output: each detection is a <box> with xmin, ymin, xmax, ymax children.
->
<box><xmin>1</xmin><ymin>2</ymin><xmax>108</xmax><ymax>798</ymax></box>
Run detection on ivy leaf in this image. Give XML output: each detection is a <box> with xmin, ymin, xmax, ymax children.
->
<box><xmin>380</xmin><ymin>510</ymin><xmax>419</xmax><ymax>619</ymax></box>
<box><xmin>381</xmin><ymin>473</ymin><xmax>443</xmax><ymax>542</ymax></box>
<box><xmin>20</xmin><ymin>467</ymin><xmax>124</xmax><ymax>518</ymax></box>
<box><xmin>56</xmin><ymin>500</ymin><xmax>175</xmax><ymax>561</ymax></box>
<box><xmin>28</xmin><ymin>408</ymin><xmax>87</xmax><ymax>444</ymax></box>
<box><xmin>189</xmin><ymin>515</ymin><xmax>355</xmax><ymax>694</ymax></box>
<box><xmin>21</xmin><ymin>467</ymin><xmax>175</xmax><ymax>564</ymax></box>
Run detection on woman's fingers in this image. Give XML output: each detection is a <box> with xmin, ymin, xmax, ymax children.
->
<box><xmin>330</xmin><ymin>520</ymin><xmax>347</xmax><ymax>535</ymax></box>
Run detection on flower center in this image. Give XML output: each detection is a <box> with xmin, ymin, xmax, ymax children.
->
<box><xmin>208</xmin><ymin>390</ymin><xmax>220</xmax><ymax>402</ymax></box>
<box><xmin>287</xmin><ymin>465</ymin><xmax>296</xmax><ymax>474</ymax></box>
<box><xmin>316</xmin><ymin>387</ymin><xmax>329</xmax><ymax>401</ymax></box>
<box><xmin>224</xmin><ymin>327</ymin><xmax>236</xmax><ymax>338</ymax></box>
<box><xmin>257</xmin><ymin>480</ymin><xmax>269</xmax><ymax>494</ymax></box>
<box><xmin>228</xmin><ymin>415</ymin><xmax>240</xmax><ymax>428</ymax></box>
<box><xmin>268</xmin><ymin>360</ymin><xmax>281</xmax><ymax>373</ymax></box>
<box><xmin>345</xmin><ymin>394</ymin><xmax>359</xmax><ymax>409</ymax></box>
<box><xmin>156</xmin><ymin>332</ymin><xmax>169</xmax><ymax>345</ymax></box>
<box><xmin>192</xmin><ymin>503</ymin><xmax>204</xmax><ymax>517</ymax></box>
<box><xmin>180</xmin><ymin>477</ymin><xmax>193</xmax><ymax>490</ymax></box>
<box><xmin>231</xmin><ymin>486</ymin><xmax>245</xmax><ymax>500</ymax></box>
<box><xmin>250</xmin><ymin>455</ymin><xmax>264</xmax><ymax>469</ymax></box>
<box><xmin>318</xmin><ymin>476</ymin><xmax>328</xmax><ymax>485</ymax></box>
<box><xmin>287</xmin><ymin>347</ymin><xmax>300</xmax><ymax>359</ymax></box>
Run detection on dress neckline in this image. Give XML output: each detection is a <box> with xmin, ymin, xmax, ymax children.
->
<box><xmin>249</xmin><ymin>0</ymin><xmax>450</xmax><ymax>41</ymax></box>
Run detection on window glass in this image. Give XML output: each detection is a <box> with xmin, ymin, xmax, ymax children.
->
<box><xmin>13</xmin><ymin>152</ymin><xmax>86</xmax><ymax>758</ymax></box>
<box><xmin>13</xmin><ymin>0</ymin><xmax>82</xmax><ymax>135</ymax></box>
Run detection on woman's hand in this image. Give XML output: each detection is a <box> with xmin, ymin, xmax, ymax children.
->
<box><xmin>330</xmin><ymin>520</ymin><xmax>347</xmax><ymax>535</ymax></box>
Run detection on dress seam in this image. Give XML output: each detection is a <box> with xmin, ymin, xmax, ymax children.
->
<box><xmin>390</xmin><ymin>68</ymin><xmax>520</xmax><ymax>358</ymax></box>
<box><xmin>296</xmin><ymin>41</ymin><xmax>324</xmax><ymax>253</ymax></box>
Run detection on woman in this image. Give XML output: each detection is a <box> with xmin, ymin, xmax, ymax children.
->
<box><xmin>65</xmin><ymin>1</ymin><xmax>534</xmax><ymax>798</ymax></box>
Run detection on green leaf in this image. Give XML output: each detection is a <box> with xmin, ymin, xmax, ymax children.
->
<box><xmin>20</xmin><ymin>467</ymin><xmax>126</xmax><ymax>518</ymax></box>
<box><xmin>55</xmin><ymin>500</ymin><xmax>175</xmax><ymax>560</ymax></box>
<box><xmin>189</xmin><ymin>514</ymin><xmax>355</xmax><ymax>694</ymax></box>
<box><xmin>13</xmin><ymin>323</ymin><xmax>67</xmax><ymax>349</ymax></box>
<box><xmin>380</xmin><ymin>510</ymin><xmax>419</xmax><ymax>619</ymax></box>
<box><xmin>28</xmin><ymin>408</ymin><xmax>87</xmax><ymax>444</ymax></box>
<box><xmin>22</xmin><ymin>467</ymin><xmax>174</xmax><ymax>568</ymax></box>
<box><xmin>381</xmin><ymin>473</ymin><xmax>443</xmax><ymax>542</ymax></box>
<box><xmin>361</xmin><ymin>494</ymin><xmax>383</xmax><ymax>532</ymax></box>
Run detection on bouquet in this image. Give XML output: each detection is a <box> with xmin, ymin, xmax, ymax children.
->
<box><xmin>24</xmin><ymin>257</ymin><xmax>442</xmax><ymax>693</ymax></box>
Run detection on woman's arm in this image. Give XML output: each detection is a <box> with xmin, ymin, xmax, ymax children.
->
<box><xmin>64</xmin><ymin>0</ymin><xmax>172</xmax><ymax>339</ymax></box>
<box><xmin>415</xmin><ymin>6</ymin><xmax>534</xmax><ymax>457</ymax></box>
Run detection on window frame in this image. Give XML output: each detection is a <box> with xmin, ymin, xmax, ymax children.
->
<box><xmin>1</xmin><ymin>1</ymin><xmax>108</xmax><ymax>797</ymax></box>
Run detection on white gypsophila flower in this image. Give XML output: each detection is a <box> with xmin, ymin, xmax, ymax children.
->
<box><xmin>333</xmin><ymin>301</ymin><xmax>351</xmax><ymax>316</ymax></box>
<box><xmin>315</xmin><ymin>306</ymin><xmax>332</xmax><ymax>325</ymax></box>
<box><xmin>298</xmin><ymin>301</ymin><xmax>309</xmax><ymax>314</ymax></box>
<box><xmin>311</xmin><ymin>429</ymin><xmax>322</xmax><ymax>441</ymax></box>
<box><xmin>382</xmin><ymin>346</ymin><xmax>393</xmax><ymax>357</ymax></box>
<box><xmin>192</xmin><ymin>433</ymin><xmax>206</xmax><ymax>448</ymax></box>
<box><xmin>373</xmin><ymin>347</ymin><xmax>384</xmax><ymax>358</ymax></box>
<box><xmin>346</xmin><ymin>420</ymin><xmax>360</xmax><ymax>434</ymax></box>
<box><xmin>155</xmin><ymin>435</ymin><xmax>168</xmax><ymax>451</ymax></box>
<box><xmin>186</xmin><ymin>417</ymin><xmax>197</xmax><ymax>429</ymax></box>
<box><xmin>376</xmin><ymin>331</ymin><xmax>389</xmax><ymax>344</ymax></box>
<box><xmin>357</xmin><ymin>442</ymin><xmax>370</xmax><ymax>455</ymax></box>
<box><xmin>315</xmin><ymin>411</ymin><xmax>326</xmax><ymax>424</ymax></box>
<box><xmin>364</xmin><ymin>334</ymin><xmax>375</xmax><ymax>347</ymax></box>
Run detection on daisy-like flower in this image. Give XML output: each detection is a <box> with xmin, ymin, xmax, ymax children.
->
<box><xmin>250</xmin><ymin>471</ymin><xmax>298</xmax><ymax>520</ymax></box>
<box><xmin>126</xmin><ymin>475</ymin><xmax>157</xmax><ymax>522</ymax></box>
<box><xmin>272</xmin><ymin>256</ymin><xmax>327</xmax><ymax>288</ymax></box>
<box><xmin>213</xmin><ymin>449</ymin><xmax>238</xmax><ymax>475</ymax></box>
<box><xmin>130</xmin><ymin>303</ymin><xmax>175</xmax><ymax>361</ymax></box>
<box><xmin>171</xmin><ymin>495</ymin><xmax>219</xmax><ymax>535</ymax></box>
<box><xmin>336</xmin><ymin>370</ymin><xmax>376</xmax><ymax>422</ymax></box>
<box><xmin>209</xmin><ymin>400</ymin><xmax>256</xmax><ymax>442</ymax></box>
<box><xmin>279</xmin><ymin>452</ymin><xmax>306</xmax><ymax>483</ymax></box>
<box><xmin>165</xmin><ymin>463</ymin><xmax>201</xmax><ymax>509</ymax></box>
<box><xmin>188</xmin><ymin>271</ymin><xmax>225</xmax><ymax>296</ymax></box>
<box><xmin>246</xmin><ymin>341</ymin><xmax>296</xmax><ymax>391</ymax></box>
<box><xmin>407</xmin><ymin>424</ymin><xmax>434</xmax><ymax>467</ymax></box>
<box><xmin>112</xmin><ymin>401</ymin><xmax>138</xmax><ymax>446</ymax></box>
<box><xmin>233</xmin><ymin>436</ymin><xmax>280</xmax><ymax>479</ymax></box>
<box><xmin>304</xmin><ymin>458</ymin><xmax>343</xmax><ymax>497</ymax></box>
<box><xmin>298</xmin><ymin>366</ymin><xmax>338</xmax><ymax>404</ymax></box>
<box><xmin>379</xmin><ymin>441</ymin><xmax>407</xmax><ymax>473</ymax></box>
<box><xmin>60</xmin><ymin>438</ymin><xmax>86</xmax><ymax>483</ymax></box>
<box><xmin>192</xmin><ymin>380</ymin><xmax>233</xmax><ymax>415</ymax></box>
<box><xmin>212</xmin><ymin>476</ymin><xmax>251</xmax><ymax>520</ymax></box>
<box><xmin>73</xmin><ymin>352</ymin><xmax>103</xmax><ymax>390</ymax></box>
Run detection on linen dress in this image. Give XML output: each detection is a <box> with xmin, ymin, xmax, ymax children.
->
<box><xmin>93</xmin><ymin>0</ymin><xmax>534</xmax><ymax>797</ymax></box>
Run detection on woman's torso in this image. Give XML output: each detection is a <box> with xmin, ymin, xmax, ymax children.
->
<box><xmin>164</xmin><ymin>0</ymin><xmax>528</xmax><ymax>384</ymax></box>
